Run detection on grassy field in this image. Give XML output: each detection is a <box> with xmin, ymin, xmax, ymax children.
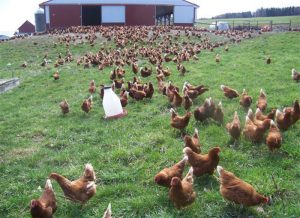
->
<box><xmin>0</xmin><ymin>30</ymin><xmax>300</xmax><ymax>218</ymax></box>
<box><xmin>197</xmin><ymin>15</ymin><xmax>300</xmax><ymax>28</ymax></box>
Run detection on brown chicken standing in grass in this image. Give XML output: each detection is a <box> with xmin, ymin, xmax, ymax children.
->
<box><xmin>120</xmin><ymin>91</ymin><xmax>129</xmax><ymax>107</ymax></box>
<box><xmin>88</xmin><ymin>80</ymin><xmax>96</xmax><ymax>94</ymax></box>
<box><xmin>266</xmin><ymin>120</ymin><xmax>282</xmax><ymax>151</ymax></box>
<box><xmin>49</xmin><ymin>163</ymin><xmax>96</xmax><ymax>204</ymax></box>
<box><xmin>194</xmin><ymin>98</ymin><xmax>211</xmax><ymax>122</ymax></box>
<box><xmin>243</xmin><ymin>116</ymin><xmax>271</xmax><ymax>143</ymax></box>
<box><xmin>53</xmin><ymin>71</ymin><xmax>59</xmax><ymax>80</ymax></box>
<box><xmin>184</xmin><ymin>128</ymin><xmax>201</xmax><ymax>153</ymax></box>
<box><xmin>30</xmin><ymin>179</ymin><xmax>57</xmax><ymax>218</ymax></box>
<box><xmin>144</xmin><ymin>82</ymin><xmax>154</xmax><ymax>99</ymax></box>
<box><xmin>130</xmin><ymin>86</ymin><xmax>146</xmax><ymax>101</ymax></box>
<box><xmin>183</xmin><ymin>93</ymin><xmax>193</xmax><ymax>110</ymax></box>
<box><xmin>81</xmin><ymin>96</ymin><xmax>93</xmax><ymax>113</ymax></box>
<box><xmin>183</xmin><ymin>82</ymin><xmax>209</xmax><ymax>99</ymax></box>
<box><xmin>154</xmin><ymin>156</ymin><xmax>187</xmax><ymax>188</ymax></box>
<box><xmin>21</xmin><ymin>61</ymin><xmax>27</xmax><ymax>68</ymax></box>
<box><xmin>217</xmin><ymin>166</ymin><xmax>269</xmax><ymax>206</ymax></box>
<box><xmin>183</xmin><ymin>147</ymin><xmax>221</xmax><ymax>177</ymax></box>
<box><xmin>275</xmin><ymin>109</ymin><xmax>293</xmax><ymax>131</ymax></box>
<box><xmin>256</xmin><ymin>89</ymin><xmax>267</xmax><ymax>111</ymax></box>
<box><xmin>291</xmin><ymin>69</ymin><xmax>300</xmax><ymax>82</ymax></box>
<box><xmin>255</xmin><ymin>108</ymin><xmax>276</xmax><ymax>121</ymax></box>
<box><xmin>226</xmin><ymin>111</ymin><xmax>241</xmax><ymax>145</ymax></box>
<box><xmin>213</xmin><ymin>102</ymin><xmax>224</xmax><ymax>124</ymax></box>
<box><xmin>170</xmin><ymin>108</ymin><xmax>192</xmax><ymax>131</ymax></box>
<box><xmin>215</xmin><ymin>54</ymin><xmax>220</xmax><ymax>63</ymax></box>
<box><xmin>132</xmin><ymin>62</ymin><xmax>138</xmax><ymax>74</ymax></box>
<box><xmin>283</xmin><ymin>100</ymin><xmax>300</xmax><ymax>125</ymax></box>
<box><xmin>169</xmin><ymin>167</ymin><xmax>196</xmax><ymax>209</ymax></box>
<box><xmin>171</xmin><ymin>89</ymin><xmax>183</xmax><ymax>107</ymax></box>
<box><xmin>59</xmin><ymin>99</ymin><xmax>69</xmax><ymax>115</ymax></box>
<box><xmin>240</xmin><ymin>89</ymin><xmax>252</xmax><ymax>108</ymax></box>
<box><xmin>220</xmin><ymin>85</ymin><xmax>239</xmax><ymax>99</ymax></box>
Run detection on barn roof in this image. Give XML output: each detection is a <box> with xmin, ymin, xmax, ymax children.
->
<box><xmin>18</xmin><ymin>20</ymin><xmax>35</xmax><ymax>32</ymax></box>
<box><xmin>40</xmin><ymin>0</ymin><xmax>199</xmax><ymax>8</ymax></box>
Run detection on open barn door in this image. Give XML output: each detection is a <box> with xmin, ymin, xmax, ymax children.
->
<box><xmin>82</xmin><ymin>5</ymin><xmax>101</xmax><ymax>26</ymax></box>
<box><xmin>156</xmin><ymin>6</ymin><xmax>174</xmax><ymax>25</ymax></box>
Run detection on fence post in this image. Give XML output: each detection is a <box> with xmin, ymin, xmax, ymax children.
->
<box><xmin>216</xmin><ymin>21</ymin><xmax>218</xmax><ymax>30</ymax></box>
<box><xmin>257</xmin><ymin>21</ymin><xmax>258</xmax><ymax>30</ymax></box>
<box><xmin>248</xmin><ymin>21</ymin><xmax>250</xmax><ymax>30</ymax></box>
<box><xmin>270</xmin><ymin>20</ymin><xmax>273</xmax><ymax>31</ymax></box>
<box><xmin>289</xmin><ymin>19</ymin><xmax>292</xmax><ymax>31</ymax></box>
<box><xmin>233</xmin><ymin>20</ymin><xmax>234</xmax><ymax>30</ymax></box>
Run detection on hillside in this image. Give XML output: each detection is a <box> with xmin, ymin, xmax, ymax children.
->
<box><xmin>0</xmin><ymin>28</ymin><xmax>300</xmax><ymax>217</ymax></box>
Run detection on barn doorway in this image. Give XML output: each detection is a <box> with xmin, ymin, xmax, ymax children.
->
<box><xmin>82</xmin><ymin>6</ymin><xmax>101</xmax><ymax>26</ymax></box>
<box><xmin>156</xmin><ymin>6</ymin><xmax>174</xmax><ymax>25</ymax></box>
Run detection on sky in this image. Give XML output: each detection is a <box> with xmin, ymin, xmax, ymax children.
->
<box><xmin>0</xmin><ymin>0</ymin><xmax>299</xmax><ymax>36</ymax></box>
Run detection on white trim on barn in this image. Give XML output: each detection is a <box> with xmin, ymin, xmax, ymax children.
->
<box><xmin>41</xmin><ymin>0</ymin><xmax>199</xmax><ymax>7</ymax></box>
<box><xmin>45</xmin><ymin>6</ymin><xmax>50</xmax><ymax>24</ymax></box>
<box><xmin>102</xmin><ymin>6</ymin><xmax>125</xmax><ymax>23</ymax></box>
<box><xmin>174</xmin><ymin>6</ymin><xmax>194</xmax><ymax>23</ymax></box>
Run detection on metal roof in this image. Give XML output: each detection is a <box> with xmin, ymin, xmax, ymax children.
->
<box><xmin>40</xmin><ymin>0</ymin><xmax>199</xmax><ymax>8</ymax></box>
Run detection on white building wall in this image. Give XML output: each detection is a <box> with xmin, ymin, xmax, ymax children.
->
<box><xmin>45</xmin><ymin>6</ymin><xmax>50</xmax><ymax>24</ymax></box>
<box><xmin>102</xmin><ymin>6</ymin><xmax>125</xmax><ymax>23</ymax></box>
<box><xmin>174</xmin><ymin>6</ymin><xmax>194</xmax><ymax>23</ymax></box>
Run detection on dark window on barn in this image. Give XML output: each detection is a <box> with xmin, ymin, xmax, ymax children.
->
<box><xmin>82</xmin><ymin>6</ymin><xmax>101</xmax><ymax>26</ymax></box>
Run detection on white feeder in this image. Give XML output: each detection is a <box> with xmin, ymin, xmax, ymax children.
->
<box><xmin>103</xmin><ymin>86</ymin><xmax>127</xmax><ymax>119</ymax></box>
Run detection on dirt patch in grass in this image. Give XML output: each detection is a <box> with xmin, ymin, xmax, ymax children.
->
<box><xmin>1</xmin><ymin>146</ymin><xmax>39</xmax><ymax>163</ymax></box>
<box><xmin>31</xmin><ymin>131</ymin><xmax>46</xmax><ymax>143</ymax></box>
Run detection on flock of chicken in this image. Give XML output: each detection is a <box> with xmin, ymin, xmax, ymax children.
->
<box><xmin>24</xmin><ymin>25</ymin><xmax>299</xmax><ymax>217</ymax></box>
<box><xmin>30</xmin><ymin>164</ymin><xmax>111</xmax><ymax>218</ymax></box>
<box><xmin>155</xmin><ymin>83</ymin><xmax>299</xmax><ymax>209</ymax></box>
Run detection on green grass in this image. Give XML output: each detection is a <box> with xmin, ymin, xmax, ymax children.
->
<box><xmin>0</xmin><ymin>30</ymin><xmax>300</xmax><ymax>218</ymax></box>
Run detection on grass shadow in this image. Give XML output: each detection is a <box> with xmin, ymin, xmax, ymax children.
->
<box><xmin>220</xmin><ymin>203</ymin><xmax>260</xmax><ymax>218</ymax></box>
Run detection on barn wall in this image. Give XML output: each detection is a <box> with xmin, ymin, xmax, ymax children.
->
<box><xmin>102</xmin><ymin>6</ymin><xmax>125</xmax><ymax>24</ymax></box>
<box><xmin>174</xmin><ymin>6</ymin><xmax>194</xmax><ymax>24</ymax></box>
<box><xmin>19</xmin><ymin>22</ymin><xmax>35</xmax><ymax>33</ymax></box>
<box><xmin>49</xmin><ymin>5</ymin><xmax>81</xmax><ymax>28</ymax></box>
<box><xmin>125</xmin><ymin>5</ymin><xmax>155</xmax><ymax>26</ymax></box>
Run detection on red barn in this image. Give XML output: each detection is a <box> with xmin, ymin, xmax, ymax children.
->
<box><xmin>18</xmin><ymin>20</ymin><xmax>35</xmax><ymax>34</ymax></box>
<box><xmin>39</xmin><ymin>0</ymin><xmax>199</xmax><ymax>29</ymax></box>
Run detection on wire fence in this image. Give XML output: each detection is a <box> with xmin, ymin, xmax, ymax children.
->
<box><xmin>197</xmin><ymin>19</ymin><xmax>300</xmax><ymax>32</ymax></box>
